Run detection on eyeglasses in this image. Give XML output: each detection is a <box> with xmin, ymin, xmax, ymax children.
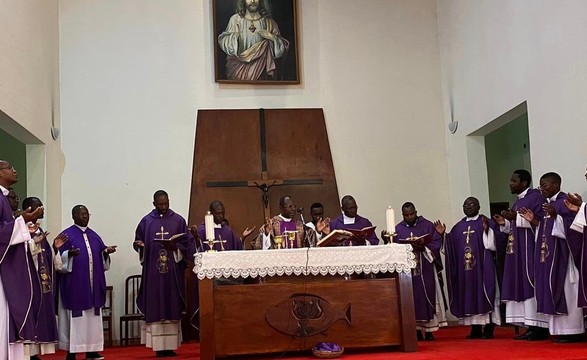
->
<box><xmin>0</xmin><ymin>165</ymin><xmax>14</xmax><ymax>171</ymax></box>
<box><xmin>6</xmin><ymin>195</ymin><xmax>19</xmax><ymax>200</ymax></box>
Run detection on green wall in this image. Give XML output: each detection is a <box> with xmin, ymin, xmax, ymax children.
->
<box><xmin>485</xmin><ymin>113</ymin><xmax>531</xmax><ymax>208</ymax></box>
<box><xmin>0</xmin><ymin>128</ymin><xmax>27</xmax><ymax>205</ymax></box>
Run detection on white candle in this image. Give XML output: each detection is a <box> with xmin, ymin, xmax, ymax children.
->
<box><xmin>386</xmin><ymin>206</ymin><xmax>395</xmax><ymax>234</ymax></box>
<box><xmin>205</xmin><ymin>211</ymin><xmax>215</xmax><ymax>240</ymax></box>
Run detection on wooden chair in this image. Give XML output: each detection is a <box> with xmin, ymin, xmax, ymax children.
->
<box><xmin>119</xmin><ymin>275</ymin><xmax>144</xmax><ymax>346</ymax></box>
<box><xmin>102</xmin><ymin>286</ymin><xmax>114</xmax><ymax>347</ymax></box>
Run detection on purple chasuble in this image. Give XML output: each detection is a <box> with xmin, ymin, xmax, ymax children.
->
<box><xmin>572</xmin><ymin>204</ymin><xmax>587</xmax><ymax>307</ymax></box>
<box><xmin>134</xmin><ymin>209</ymin><xmax>195</xmax><ymax>324</ymax></box>
<box><xmin>196</xmin><ymin>223</ymin><xmax>243</xmax><ymax>252</ymax></box>
<box><xmin>252</xmin><ymin>216</ymin><xmax>313</xmax><ymax>249</ymax></box>
<box><xmin>445</xmin><ymin>216</ymin><xmax>497</xmax><ymax>318</ymax></box>
<box><xmin>394</xmin><ymin>216</ymin><xmax>442</xmax><ymax>321</ymax></box>
<box><xmin>58</xmin><ymin>225</ymin><xmax>107</xmax><ymax>317</ymax></box>
<box><xmin>502</xmin><ymin>188</ymin><xmax>544</xmax><ymax>302</ymax></box>
<box><xmin>0</xmin><ymin>192</ymin><xmax>41</xmax><ymax>342</ymax></box>
<box><xmin>534</xmin><ymin>193</ymin><xmax>576</xmax><ymax>315</ymax></box>
<box><xmin>33</xmin><ymin>229</ymin><xmax>58</xmax><ymax>342</ymax></box>
<box><xmin>329</xmin><ymin>214</ymin><xmax>379</xmax><ymax>245</ymax></box>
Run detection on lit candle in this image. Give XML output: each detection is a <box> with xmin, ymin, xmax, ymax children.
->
<box><xmin>386</xmin><ymin>206</ymin><xmax>395</xmax><ymax>234</ymax></box>
<box><xmin>205</xmin><ymin>211</ymin><xmax>215</xmax><ymax>240</ymax></box>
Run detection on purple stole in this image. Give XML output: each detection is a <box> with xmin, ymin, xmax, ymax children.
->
<box><xmin>329</xmin><ymin>214</ymin><xmax>380</xmax><ymax>245</ymax></box>
<box><xmin>196</xmin><ymin>223</ymin><xmax>243</xmax><ymax>251</ymax></box>
<box><xmin>134</xmin><ymin>209</ymin><xmax>195</xmax><ymax>323</ymax></box>
<box><xmin>534</xmin><ymin>193</ymin><xmax>576</xmax><ymax>315</ymax></box>
<box><xmin>445</xmin><ymin>216</ymin><xmax>497</xmax><ymax>318</ymax></box>
<box><xmin>0</xmin><ymin>192</ymin><xmax>40</xmax><ymax>342</ymax></box>
<box><xmin>33</xmin><ymin>229</ymin><xmax>58</xmax><ymax>342</ymax></box>
<box><xmin>58</xmin><ymin>225</ymin><xmax>107</xmax><ymax>317</ymax></box>
<box><xmin>502</xmin><ymin>188</ymin><xmax>544</xmax><ymax>302</ymax></box>
<box><xmin>394</xmin><ymin>217</ymin><xmax>442</xmax><ymax>321</ymax></box>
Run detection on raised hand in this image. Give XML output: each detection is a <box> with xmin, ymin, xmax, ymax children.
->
<box><xmin>53</xmin><ymin>233</ymin><xmax>68</xmax><ymax>250</ymax></box>
<box><xmin>518</xmin><ymin>207</ymin><xmax>534</xmax><ymax>222</ymax></box>
<box><xmin>433</xmin><ymin>220</ymin><xmax>446</xmax><ymax>235</ymax></box>
<box><xmin>263</xmin><ymin>218</ymin><xmax>273</xmax><ymax>236</ymax></box>
<box><xmin>482</xmin><ymin>216</ymin><xmax>489</xmax><ymax>233</ymax></box>
<box><xmin>567</xmin><ymin>193</ymin><xmax>583</xmax><ymax>207</ymax></box>
<box><xmin>564</xmin><ymin>199</ymin><xmax>580</xmax><ymax>212</ymax></box>
<box><xmin>316</xmin><ymin>217</ymin><xmax>331</xmax><ymax>234</ymax></box>
<box><xmin>492</xmin><ymin>214</ymin><xmax>505</xmax><ymax>226</ymax></box>
<box><xmin>21</xmin><ymin>207</ymin><xmax>44</xmax><ymax>223</ymax></box>
<box><xmin>501</xmin><ymin>209</ymin><xmax>517</xmax><ymax>221</ymax></box>
<box><xmin>242</xmin><ymin>226</ymin><xmax>256</xmax><ymax>239</ymax></box>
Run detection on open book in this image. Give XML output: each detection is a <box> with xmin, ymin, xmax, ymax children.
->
<box><xmin>316</xmin><ymin>229</ymin><xmax>353</xmax><ymax>247</ymax></box>
<box><xmin>395</xmin><ymin>233</ymin><xmax>432</xmax><ymax>245</ymax></box>
<box><xmin>316</xmin><ymin>226</ymin><xmax>377</xmax><ymax>247</ymax></box>
<box><xmin>154</xmin><ymin>233</ymin><xmax>185</xmax><ymax>242</ymax></box>
<box><xmin>346</xmin><ymin>225</ymin><xmax>376</xmax><ymax>240</ymax></box>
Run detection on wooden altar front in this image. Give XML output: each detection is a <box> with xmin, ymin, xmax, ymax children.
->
<box><xmin>195</xmin><ymin>246</ymin><xmax>417</xmax><ymax>359</ymax></box>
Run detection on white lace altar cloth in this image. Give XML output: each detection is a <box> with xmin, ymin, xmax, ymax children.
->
<box><xmin>194</xmin><ymin>244</ymin><xmax>416</xmax><ymax>280</ymax></box>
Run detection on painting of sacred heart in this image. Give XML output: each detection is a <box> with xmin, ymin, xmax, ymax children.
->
<box><xmin>213</xmin><ymin>0</ymin><xmax>300</xmax><ymax>84</ymax></box>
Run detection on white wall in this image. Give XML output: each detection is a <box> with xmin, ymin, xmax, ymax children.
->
<box><xmin>60</xmin><ymin>0</ymin><xmax>450</xmax><ymax>338</ymax></box>
<box><xmin>437</xmin><ymin>0</ymin><xmax>587</xmax><ymax>221</ymax></box>
<box><xmin>0</xmin><ymin>0</ymin><xmax>62</xmax><ymax>234</ymax></box>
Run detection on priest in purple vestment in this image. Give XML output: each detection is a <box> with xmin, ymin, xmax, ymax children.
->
<box><xmin>251</xmin><ymin>195</ymin><xmax>317</xmax><ymax>249</ymax></box>
<box><xmin>565</xmin><ymin>165</ymin><xmax>587</xmax><ymax>310</ymax></box>
<box><xmin>58</xmin><ymin>204</ymin><xmax>116</xmax><ymax>360</ymax></box>
<box><xmin>388</xmin><ymin>202</ymin><xmax>446</xmax><ymax>340</ymax></box>
<box><xmin>329</xmin><ymin>195</ymin><xmax>379</xmax><ymax>245</ymax></box>
<box><xmin>22</xmin><ymin>197</ymin><xmax>67</xmax><ymax>359</ymax></box>
<box><xmin>439</xmin><ymin>197</ymin><xmax>500</xmax><ymax>339</ymax></box>
<box><xmin>196</xmin><ymin>201</ymin><xmax>254</xmax><ymax>251</ymax></box>
<box><xmin>0</xmin><ymin>160</ymin><xmax>44</xmax><ymax>360</ymax></box>
<box><xmin>493</xmin><ymin>169</ymin><xmax>549</xmax><ymax>340</ymax></box>
<box><xmin>134</xmin><ymin>190</ymin><xmax>196</xmax><ymax>358</ymax></box>
<box><xmin>523</xmin><ymin>173</ymin><xmax>584</xmax><ymax>342</ymax></box>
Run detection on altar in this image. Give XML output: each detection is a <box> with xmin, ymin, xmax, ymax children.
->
<box><xmin>194</xmin><ymin>244</ymin><xmax>418</xmax><ymax>360</ymax></box>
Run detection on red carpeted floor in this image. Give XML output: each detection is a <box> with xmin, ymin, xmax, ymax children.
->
<box><xmin>42</xmin><ymin>326</ymin><xmax>587</xmax><ymax>359</ymax></box>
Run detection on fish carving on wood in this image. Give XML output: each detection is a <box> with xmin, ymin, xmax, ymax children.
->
<box><xmin>265</xmin><ymin>293</ymin><xmax>352</xmax><ymax>337</ymax></box>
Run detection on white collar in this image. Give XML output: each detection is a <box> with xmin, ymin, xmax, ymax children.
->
<box><xmin>0</xmin><ymin>185</ymin><xmax>8</xmax><ymax>196</ymax></box>
<box><xmin>547</xmin><ymin>191</ymin><xmax>561</xmax><ymax>203</ymax></box>
<box><xmin>343</xmin><ymin>214</ymin><xmax>355</xmax><ymax>224</ymax></box>
<box><xmin>75</xmin><ymin>224</ymin><xmax>88</xmax><ymax>232</ymax></box>
<box><xmin>279</xmin><ymin>214</ymin><xmax>292</xmax><ymax>222</ymax></box>
<box><xmin>465</xmin><ymin>214</ymin><xmax>480</xmax><ymax>221</ymax></box>
<box><xmin>517</xmin><ymin>187</ymin><xmax>529</xmax><ymax>199</ymax></box>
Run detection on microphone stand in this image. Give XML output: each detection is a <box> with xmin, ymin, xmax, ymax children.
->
<box><xmin>297</xmin><ymin>209</ymin><xmax>313</xmax><ymax>247</ymax></box>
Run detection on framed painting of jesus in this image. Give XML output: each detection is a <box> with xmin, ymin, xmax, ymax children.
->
<box><xmin>213</xmin><ymin>0</ymin><xmax>300</xmax><ymax>84</ymax></box>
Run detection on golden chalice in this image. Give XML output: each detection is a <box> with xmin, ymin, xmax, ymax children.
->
<box><xmin>274</xmin><ymin>235</ymin><xmax>285</xmax><ymax>249</ymax></box>
<box><xmin>287</xmin><ymin>231</ymin><xmax>296</xmax><ymax>248</ymax></box>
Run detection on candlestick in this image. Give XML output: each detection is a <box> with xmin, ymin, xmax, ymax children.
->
<box><xmin>205</xmin><ymin>211</ymin><xmax>215</xmax><ymax>241</ymax></box>
<box><xmin>386</xmin><ymin>206</ymin><xmax>396</xmax><ymax>234</ymax></box>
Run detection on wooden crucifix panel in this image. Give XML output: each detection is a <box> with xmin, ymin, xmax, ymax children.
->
<box><xmin>189</xmin><ymin>108</ymin><xmax>340</xmax><ymax>249</ymax></box>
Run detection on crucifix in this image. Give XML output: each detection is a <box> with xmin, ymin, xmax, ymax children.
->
<box><xmin>205</xmin><ymin>109</ymin><xmax>323</xmax><ymax>219</ymax></box>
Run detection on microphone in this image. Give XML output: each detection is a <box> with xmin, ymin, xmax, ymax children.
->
<box><xmin>297</xmin><ymin>208</ymin><xmax>306</xmax><ymax>224</ymax></box>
